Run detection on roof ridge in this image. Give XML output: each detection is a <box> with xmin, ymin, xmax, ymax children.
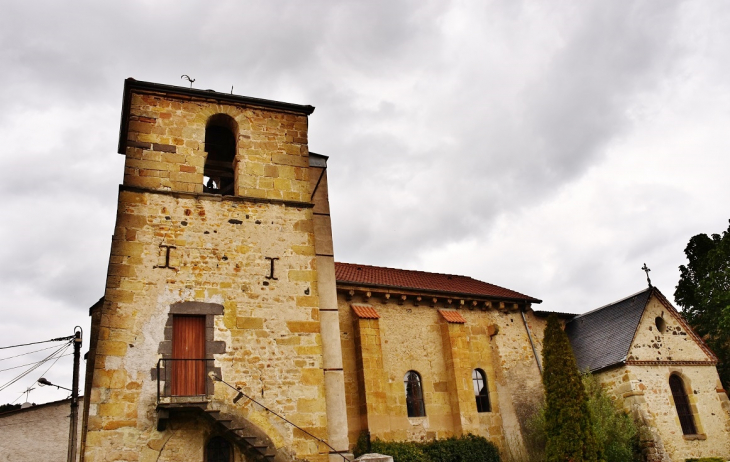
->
<box><xmin>334</xmin><ymin>261</ymin><xmax>541</xmax><ymax>303</ymax></box>
<box><xmin>335</xmin><ymin>261</ymin><xmax>473</xmax><ymax>280</ymax></box>
<box><xmin>571</xmin><ymin>287</ymin><xmax>652</xmax><ymax>320</ymax></box>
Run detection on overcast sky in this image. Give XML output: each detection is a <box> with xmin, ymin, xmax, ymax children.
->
<box><xmin>1</xmin><ymin>0</ymin><xmax>729</xmax><ymax>405</ymax></box>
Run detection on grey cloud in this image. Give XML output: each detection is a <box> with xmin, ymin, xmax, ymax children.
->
<box><xmin>2</xmin><ymin>0</ymin><xmax>729</xmax><ymax>404</ymax></box>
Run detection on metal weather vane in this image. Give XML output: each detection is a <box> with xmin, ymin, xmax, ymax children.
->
<box><xmin>641</xmin><ymin>263</ymin><xmax>652</xmax><ymax>288</ymax></box>
<box><xmin>180</xmin><ymin>75</ymin><xmax>195</xmax><ymax>88</ymax></box>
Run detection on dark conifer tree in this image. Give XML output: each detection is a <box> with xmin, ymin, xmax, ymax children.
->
<box><xmin>542</xmin><ymin>313</ymin><xmax>601</xmax><ymax>462</ymax></box>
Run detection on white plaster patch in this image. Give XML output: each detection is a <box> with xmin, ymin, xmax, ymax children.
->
<box><xmin>104</xmin><ymin>355</ymin><xmax>122</xmax><ymax>370</ymax></box>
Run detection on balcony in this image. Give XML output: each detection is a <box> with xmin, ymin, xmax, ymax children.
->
<box><xmin>156</xmin><ymin>358</ymin><xmax>217</xmax><ymax>404</ymax></box>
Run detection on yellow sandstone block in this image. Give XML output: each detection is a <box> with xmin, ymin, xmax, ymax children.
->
<box><xmin>96</xmin><ymin>340</ymin><xmax>128</xmax><ymax>357</ymax></box>
<box><xmin>297</xmin><ymin>398</ymin><xmax>326</xmax><ymax>413</ymax></box>
<box><xmin>265</xmin><ymin>189</ymin><xmax>283</xmax><ymax>200</ymax></box>
<box><xmin>291</xmin><ymin>245</ymin><xmax>315</xmax><ymax>256</ymax></box>
<box><xmin>296</xmin><ymin>295</ymin><xmax>318</xmax><ymax>307</ymax></box>
<box><xmin>287</xmin><ymin>321</ymin><xmax>320</xmax><ymax>333</ymax></box>
<box><xmin>296</xmin><ymin>345</ymin><xmax>322</xmax><ymax>356</ymax></box>
<box><xmin>300</xmin><ymin>368</ymin><xmax>323</xmax><ymax>386</ymax></box>
<box><xmin>258</xmin><ymin>178</ymin><xmax>274</xmax><ymax>190</ymax></box>
<box><xmin>246</xmin><ymin>162</ymin><xmax>265</xmax><ymax>176</ymax></box>
<box><xmin>102</xmin><ymin>419</ymin><xmax>137</xmax><ymax>430</ymax></box>
<box><xmin>237</xmin><ymin>317</ymin><xmax>264</xmax><ymax>329</ymax></box>
<box><xmin>98</xmin><ymin>402</ymin><xmax>126</xmax><ymax>417</ymax></box>
<box><xmin>125</xmin><ymin>175</ymin><xmax>163</xmax><ymax>189</ymax></box>
<box><xmin>288</xmin><ymin>270</ymin><xmax>316</xmax><ymax>282</ymax></box>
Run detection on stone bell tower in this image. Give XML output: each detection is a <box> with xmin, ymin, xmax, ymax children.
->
<box><xmin>80</xmin><ymin>79</ymin><xmax>349</xmax><ymax>462</ymax></box>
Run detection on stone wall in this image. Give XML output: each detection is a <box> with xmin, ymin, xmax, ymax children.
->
<box><xmin>338</xmin><ymin>294</ymin><xmax>546</xmax><ymax>455</ymax></box>
<box><xmin>629</xmin><ymin>295</ymin><xmax>715</xmax><ymax>363</ymax></box>
<box><xmin>0</xmin><ymin>398</ymin><xmax>84</xmax><ymax>462</ymax></box>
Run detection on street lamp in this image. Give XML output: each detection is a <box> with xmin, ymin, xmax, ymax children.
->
<box><xmin>37</xmin><ymin>377</ymin><xmax>72</xmax><ymax>392</ymax></box>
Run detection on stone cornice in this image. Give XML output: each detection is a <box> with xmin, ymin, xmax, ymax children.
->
<box><xmin>119</xmin><ymin>185</ymin><xmax>314</xmax><ymax>209</ymax></box>
<box><xmin>625</xmin><ymin>360</ymin><xmax>718</xmax><ymax>367</ymax></box>
<box><xmin>335</xmin><ymin>285</ymin><xmax>528</xmax><ymax>312</ymax></box>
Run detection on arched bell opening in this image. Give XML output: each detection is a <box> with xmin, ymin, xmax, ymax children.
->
<box><xmin>204</xmin><ymin>114</ymin><xmax>238</xmax><ymax>195</ymax></box>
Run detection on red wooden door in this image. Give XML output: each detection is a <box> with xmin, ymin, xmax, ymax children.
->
<box><xmin>172</xmin><ymin>315</ymin><xmax>206</xmax><ymax>396</ymax></box>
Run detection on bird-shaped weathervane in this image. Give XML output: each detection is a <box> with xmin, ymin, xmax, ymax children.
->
<box><xmin>181</xmin><ymin>75</ymin><xmax>195</xmax><ymax>88</ymax></box>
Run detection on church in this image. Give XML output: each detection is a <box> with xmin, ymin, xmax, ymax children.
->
<box><xmin>76</xmin><ymin>79</ymin><xmax>730</xmax><ymax>462</ymax></box>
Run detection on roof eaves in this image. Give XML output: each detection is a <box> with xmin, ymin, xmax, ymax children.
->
<box><xmin>590</xmin><ymin>359</ymin><xmax>627</xmax><ymax>374</ymax></box>
<box><xmin>335</xmin><ymin>280</ymin><xmax>542</xmax><ymax>303</ymax></box>
<box><xmin>533</xmin><ymin>310</ymin><xmax>576</xmax><ymax>319</ymax></box>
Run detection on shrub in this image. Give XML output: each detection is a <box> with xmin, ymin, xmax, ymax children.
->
<box><xmin>522</xmin><ymin>404</ymin><xmax>546</xmax><ymax>461</ymax></box>
<box><xmin>523</xmin><ymin>372</ymin><xmax>643</xmax><ymax>462</ymax></box>
<box><xmin>353</xmin><ymin>433</ymin><xmax>500</xmax><ymax>462</ymax></box>
<box><xmin>583</xmin><ymin>373</ymin><xmax>640</xmax><ymax>462</ymax></box>
<box><xmin>370</xmin><ymin>440</ymin><xmax>430</xmax><ymax>462</ymax></box>
<box><xmin>423</xmin><ymin>434</ymin><xmax>500</xmax><ymax>462</ymax></box>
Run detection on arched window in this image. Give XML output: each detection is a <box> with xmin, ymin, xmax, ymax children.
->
<box><xmin>204</xmin><ymin>114</ymin><xmax>237</xmax><ymax>196</ymax></box>
<box><xmin>404</xmin><ymin>371</ymin><xmax>426</xmax><ymax>417</ymax></box>
<box><xmin>206</xmin><ymin>436</ymin><xmax>232</xmax><ymax>462</ymax></box>
<box><xmin>669</xmin><ymin>374</ymin><xmax>697</xmax><ymax>435</ymax></box>
<box><xmin>472</xmin><ymin>369</ymin><xmax>491</xmax><ymax>412</ymax></box>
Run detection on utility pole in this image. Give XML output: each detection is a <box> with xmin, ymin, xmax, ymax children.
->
<box><xmin>68</xmin><ymin>328</ymin><xmax>82</xmax><ymax>462</ymax></box>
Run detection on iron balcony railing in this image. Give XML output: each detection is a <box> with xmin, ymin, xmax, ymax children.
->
<box><xmin>157</xmin><ymin>358</ymin><xmax>216</xmax><ymax>403</ymax></box>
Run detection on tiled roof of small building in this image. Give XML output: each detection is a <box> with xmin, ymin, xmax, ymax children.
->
<box><xmin>565</xmin><ymin>288</ymin><xmax>652</xmax><ymax>372</ymax></box>
<box><xmin>351</xmin><ymin>304</ymin><xmax>380</xmax><ymax>319</ymax></box>
<box><xmin>439</xmin><ymin>310</ymin><xmax>467</xmax><ymax>324</ymax></box>
<box><xmin>334</xmin><ymin>262</ymin><xmax>541</xmax><ymax>302</ymax></box>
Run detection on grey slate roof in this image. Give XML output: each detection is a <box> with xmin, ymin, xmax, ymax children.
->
<box><xmin>565</xmin><ymin>288</ymin><xmax>652</xmax><ymax>372</ymax></box>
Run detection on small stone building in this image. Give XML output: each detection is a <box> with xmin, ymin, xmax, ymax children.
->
<box><xmin>0</xmin><ymin>397</ymin><xmax>84</xmax><ymax>461</ymax></box>
<box><xmin>566</xmin><ymin>287</ymin><xmax>730</xmax><ymax>461</ymax></box>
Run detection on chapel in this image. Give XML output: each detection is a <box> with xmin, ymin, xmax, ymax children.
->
<box><xmin>75</xmin><ymin>79</ymin><xmax>729</xmax><ymax>462</ymax></box>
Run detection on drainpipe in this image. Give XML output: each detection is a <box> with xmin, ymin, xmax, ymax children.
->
<box><xmin>521</xmin><ymin>309</ymin><xmax>542</xmax><ymax>374</ymax></box>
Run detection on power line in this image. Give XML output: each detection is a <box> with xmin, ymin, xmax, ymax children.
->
<box><xmin>0</xmin><ymin>344</ymin><xmax>64</xmax><ymax>362</ymax></box>
<box><xmin>0</xmin><ymin>353</ymin><xmax>73</xmax><ymax>373</ymax></box>
<box><xmin>0</xmin><ymin>336</ymin><xmax>74</xmax><ymax>350</ymax></box>
<box><xmin>0</xmin><ymin>343</ymin><xmax>71</xmax><ymax>392</ymax></box>
<box><xmin>11</xmin><ymin>389</ymin><xmax>26</xmax><ymax>404</ymax></box>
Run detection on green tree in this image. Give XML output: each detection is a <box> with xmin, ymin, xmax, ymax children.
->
<box><xmin>674</xmin><ymin>220</ymin><xmax>730</xmax><ymax>393</ymax></box>
<box><xmin>542</xmin><ymin>314</ymin><xmax>601</xmax><ymax>462</ymax></box>
<box><xmin>0</xmin><ymin>403</ymin><xmax>22</xmax><ymax>413</ymax></box>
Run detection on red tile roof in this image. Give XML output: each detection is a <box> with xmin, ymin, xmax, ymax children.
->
<box><xmin>439</xmin><ymin>310</ymin><xmax>466</xmax><ymax>324</ymax></box>
<box><xmin>351</xmin><ymin>304</ymin><xmax>380</xmax><ymax>319</ymax></box>
<box><xmin>335</xmin><ymin>262</ymin><xmax>541</xmax><ymax>303</ymax></box>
